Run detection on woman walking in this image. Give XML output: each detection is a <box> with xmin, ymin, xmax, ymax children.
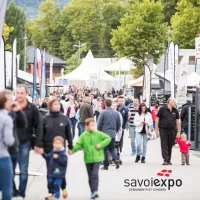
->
<box><xmin>134</xmin><ymin>103</ymin><xmax>152</xmax><ymax>163</ymax></box>
<box><xmin>67</xmin><ymin>96</ymin><xmax>78</xmax><ymax>139</ymax></box>
<box><xmin>42</xmin><ymin>98</ymin><xmax>73</xmax><ymax>200</ymax></box>
<box><xmin>95</xmin><ymin>97</ymin><xmax>102</xmax><ymax>121</ymax></box>
<box><xmin>0</xmin><ymin>92</ymin><xmax>15</xmax><ymax>200</ymax></box>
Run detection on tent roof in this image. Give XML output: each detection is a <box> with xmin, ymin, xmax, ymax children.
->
<box><xmin>129</xmin><ymin>76</ymin><xmax>143</xmax><ymax>87</ymax></box>
<box><xmin>56</xmin><ymin>50</ymin><xmax>115</xmax><ymax>81</ymax></box>
<box><xmin>104</xmin><ymin>57</ymin><xmax>133</xmax><ymax>72</ymax></box>
<box><xmin>187</xmin><ymin>72</ymin><xmax>200</xmax><ymax>86</ymax></box>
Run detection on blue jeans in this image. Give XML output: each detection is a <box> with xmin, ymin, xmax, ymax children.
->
<box><xmin>69</xmin><ymin>118</ymin><xmax>77</xmax><ymax>138</ymax></box>
<box><xmin>77</xmin><ymin>123</ymin><xmax>82</xmax><ymax>137</ymax></box>
<box><xmin>95</xmin><ymin>111</ymin><xmax>100</xmax><ymax>121</ymax></box>
<box><xmin>153</xmin><ymin>121</ymin><xmax>156</xmax><ymax>129</ymax></box>
<box><xmin>14</xmin><ymin>141</ymin><xmax>30</xmax><ymax>198</ymax></box>
<box><xmin>79</xmin><ymin>122</ymin><xmax>85</xmax><ymax>135</ymax></box>
<box><xmin>129</xmin><ymin>126</ymin><xmax>136</xmax><ymax>154</ymax></box>
<box><xmin>104</xmin><ymin>138</ymin><xmax>119</xmax><ymax>169</ymax></box>
<box><xmin>136</xmin><ymin>132</ymin><xmax>148</xmax><ymax>157</ymax></box>
<box><xmin>48</xmin><ymin>177</ymin><xmax>62</xmax><ymax>199</ymax></box>
<box><xmin>0</xmin><ymin>157</ymin><xmax>13</xmax><ymax>200</ymax></box>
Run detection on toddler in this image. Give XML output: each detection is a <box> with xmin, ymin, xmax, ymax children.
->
<box><xmin>176</xmin><ymin>133</ymin><xmax>191</xmax><ymax>165</ymax></box>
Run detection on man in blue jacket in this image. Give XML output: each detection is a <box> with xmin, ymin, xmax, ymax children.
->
<box><xmin>117</xmin><ymin>96</ymin><xmax>128</xmax><ymax>153</ymax></box>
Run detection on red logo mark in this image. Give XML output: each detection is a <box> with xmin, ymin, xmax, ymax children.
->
<box><xmin>157</xmin><ymin>169</ymin><xmax>172</xmax><ymax>177</ymax></box>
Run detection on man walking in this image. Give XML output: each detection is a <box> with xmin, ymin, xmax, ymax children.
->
<box><xmin>4</xmin><ymin>90</ymin><xmax>27</xmax><ymax>198</ymax></box>
<box><xmin>14</xmin><ymin>84</ymin><xmax>43</xmax><ymax>199</ymax></box>
<box><xmin>180</xmin><ymin>100</ymin><xmax>193</xmax><ymax>137</ymax></box>
<box><xmin>156</xmin><ymin>98</ymin><xmax>180</xmax><ymax>165</ymax></box>
<box><xmin>128</xmin><ymin>98</ymin><xmax>139</xmax><ymax>156</ymax></box>
<box><xmin>97</xmin><ymin>99</ymin><xmax>121</xmax><ymax>170</ymax></box>
<box><xmin>117</xmin><ymin>96</ymin><xmax>128</xmax><ymax>153</ymax></box>
<box><xmin>79</xmin><ymin>97</ymin><xmax>94</xmax><ymax>134</ymax></box>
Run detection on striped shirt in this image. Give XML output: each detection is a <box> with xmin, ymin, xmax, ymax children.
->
<box><xmin>128</xmin><ymin>103</ymin><xmax>138</xmax><ymax>126</ymax></box>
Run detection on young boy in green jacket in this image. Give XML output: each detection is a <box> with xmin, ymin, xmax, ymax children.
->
<box><xmin>71</xmin><ymin>118</ymin><xmax>111</xmax><ymax>199</ymax></box>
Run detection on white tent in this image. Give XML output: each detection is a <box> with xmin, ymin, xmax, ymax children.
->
<box><xmin>55</xmin><ymin>50</ymin><xmax>117</xmax><ymax>91</ymax></box>
<box><xmin>187</xmin><ymin>72</ymin><xmax>200</xmax><ymax>86</ymax></box>
<box><xmin>104</xmin><ymin>57</ymin><xmax>133</xmax><ymax>72</ymax></box>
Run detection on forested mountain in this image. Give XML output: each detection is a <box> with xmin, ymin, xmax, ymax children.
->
<box><xmin>7</xmin><ymin>0</ymin><xmax>71</xmax><ymax>19</ymax></box>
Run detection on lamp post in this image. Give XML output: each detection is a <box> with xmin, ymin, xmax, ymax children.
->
<box><xmin>73</xmin><ymin>41</ymin><xmax>84</xmax><ymax>60</ymax></box>
<box><xmin>23</xmin><ymin>33</ymin><xmax>28</xmax><ymax>72</ymax></box>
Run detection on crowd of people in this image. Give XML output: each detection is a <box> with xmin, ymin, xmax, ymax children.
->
<box><xmin>0</xmin><ymin>84</ymin><xmax>192</xmax><ymax>200</ymax></box>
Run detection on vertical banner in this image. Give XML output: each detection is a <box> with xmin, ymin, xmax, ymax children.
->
<box><xmin>12</xmin><ymin>39</ymin><xmax>17</xmax><ymax>91</ymax></box>
<box><xmin>37</xmin><ymin>49</ymin><xmax>42</xmax><ymax>92</ymax></box>
<box><xmin>144</xmin><ymin>65</ymin><xmax>151</xmax><ymax>108</ymax></box>
<box><xmin>5</xmin><ymin>51</ymin><xmax>12</xmax><ymax>89</ymax></box>
<box><xmin>175</xmin><ymin>44</ymin><xmax>179</xmax><ymax>84</ymax></box>
<box><xmin>40</xmin><ymin>49</ymin><xmax>46</xmax><ymax>98</ymax></box>
<box><xmin>176</xmin><ymin>63</ymin><xmax>188</xmax><ymax>107</ymax></box>
<box><xmin>168</xmin><ymin>41</ymin><xmax>175</xmax><ymax>98</ymax></box>
<box><xmin>0</xmin><ymin>0</ymin><xmax>7</xmax><ymax>47</ymax></box>
<box><xmin>33</xmin><ymin>48</ymin><xmax>38</xmax><ymax>101</ymax></box>
<box><xmin>195</xmin><ymin>37</ymin><xmax>200</xmax><ymax>76</ymax></box>
<box><xmin>50</xmin><ymin>58</ymin><xmax>53</xmax><ymax>85</ymax></box>
<box><xmin>0</xmin><ymin>37</ymin><xmax>5</xmax><ymax>91</ymax></box>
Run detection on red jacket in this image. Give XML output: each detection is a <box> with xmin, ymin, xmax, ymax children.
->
<box><xmin>152</xmin><ymin>108</ymin><xmax>159</xmax><ymax>121</ymax></box>
<box><xmin>67</xmin><ymin>106</ymin><xmax>78</xmax><ymax>118</ymax></box>
<box><xmin>176</xmin><ymin>137</ymin><xmax>191</xmax><ymax>153</ymax></box>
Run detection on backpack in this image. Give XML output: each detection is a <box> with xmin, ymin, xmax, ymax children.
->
<box><xmin>76</xmin><ymin>109</ymin><xmax>80</xmax><ymax>121</ymax></box>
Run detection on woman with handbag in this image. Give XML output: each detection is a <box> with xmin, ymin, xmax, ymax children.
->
<box><xmin>134</xmin><ymin>103</ymin><xmax>153</xmax><ymax>163</ymax></box>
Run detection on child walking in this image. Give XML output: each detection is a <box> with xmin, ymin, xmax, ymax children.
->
<box><xmin>176</xmin><ymin>133</ymin><xmax>191</xmax><ymax>165</ymax></box>
<box><xmin>43</xmin><ymin>136</ymin><xmax>68</xmax><ymax>200</ymax></box>
<box><xmin>71</xmin><ymin>118</ymin><xmax>111</xmax><ymax>199</ymax></box>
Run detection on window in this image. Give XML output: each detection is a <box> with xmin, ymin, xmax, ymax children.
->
<box><xmin>189</xmin><ymin>56</ymin><xmax>195</xmax><ymax>65</ymax></box>
<box><xmin>178</xmin><ymin>56</ymin><xmax>183</xmax><ymax>64</ymax></box>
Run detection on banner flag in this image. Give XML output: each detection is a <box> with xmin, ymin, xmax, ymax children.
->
<box><xmin>168</xmin><ymin>41</ymin><xmax>175</xmax><ymax>98</ymax></box>
<box><xmin>0</xmin><ymin>37</ymin><xmax>5</xmax><ymax>91</ymax></box>
<box><xmin>33</xmin><ymin>48</ymin><xmax>38</xmax><ymax>101</ymax></box>
<box><xmin>37</xmin><ymin>49</ymin><xmax>42</xmax><ymax>91</ymax></box>
<box><xmin>195</xmin><ymin>37</ymin><xmax>200</xmax><ymax>76</ymax></box>
<box><xmin>12</xmin><ymin>39</ymin><xmax>17</xmax><ymax>91</ymax></box>
<box><xmin>40</xmin><ymin>49</ymin><xmax>46</xmax><ymax>98</ymax></box>
<box><xmin>0</xmin><ymin>0</ymin><xmax>7</xmax><ymax>47</ymax></box>
<box><xmin>5</xmin><ymin>51</ymin><xmax>12</xmax><ymax>89</ymax></box>
<box><xmin>175</xmin><ymin>44</ymin><xmax>179</xmax><ymax>84</ymax></box>
<box><xmin>50</xmin><ymin>58</ymin><xmax>53</xmax><ymax>85</ymax></box>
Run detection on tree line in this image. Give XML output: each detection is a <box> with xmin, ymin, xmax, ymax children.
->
<box><xmin>3</xmin><ymin>0</ymin><xmax>200</xmax><ymax>77</ymax></box>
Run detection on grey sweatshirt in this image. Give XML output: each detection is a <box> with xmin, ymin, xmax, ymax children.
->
<box><xmin>0</xmin><ymin>110</ymin><xmax>14</xmax><ymax>158</ymax></box>
<box><xmin>97</xmin><ymin>108</ymin><xmax>121</xmax><ymax>138</ymax></box>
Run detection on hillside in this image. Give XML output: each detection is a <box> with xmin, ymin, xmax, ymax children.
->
<box><xmin>7</xmin><ymin>0</ymin><xmax>71</xmax><ymax>19</ymax></box>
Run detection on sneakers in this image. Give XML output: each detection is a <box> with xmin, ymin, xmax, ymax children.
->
<box><xmin>168</xmin><ymin>161</ymin><xmax>172</xmax><ymax>165</ymax></box>
<box><xmin>141</xmin><ymin>157</ymin><xmax>145</xmax><ymax>163</ymax></box>
<box><xmin>62</xmin><ymin>189</ymin><xmax>68</xmax><ymax>199</ymax></box>
<box><xmin>181</xmin><ymin>163</ymin><xmax>185</xmax><ymax>165</ymax></box>
<box><xmin>45</xmin><ymin>193</ymin><xmax>54</xmax><ymax>200</ymax></box>
<box><xmin>101</xmin><ymin>167</ymin><xmax>108</xmax><ymax>170</ymax></box>
<box><xmin>135</xmin><ymin>155</ymin><xmax>140</xmax><ymax>163</ymax></box>
<box><xmin>91</xmin><ymin>191</ymin><xmax>99</xmax><ymax>199</ymax></box>
<box><xmin>162</xmin><ymin>161</ymin><xmax>168</xmax><ymax>165</ymax></box>
<box><xmin>114</xmin><ymin>160</ymin><xmax>120</xmax><ymax>169</ymax></box>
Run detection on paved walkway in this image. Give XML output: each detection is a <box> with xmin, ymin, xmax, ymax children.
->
<box><xmin>16</xmin><ymin>131</ymin><xmax>200</xmax><ymax>200</ymax></box>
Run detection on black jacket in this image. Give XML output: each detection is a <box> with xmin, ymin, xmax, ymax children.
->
<box><xmin>17</xmin><ymin>101</ymin><xmax>43</xmax><ymax>147</ymax></box>
<box><xmin>9</xmin><ymin>110</ymin><xmax>27</xmax><ymax>157</ymax></box>
<box><xmin>43</xmin><ymin>148</ymin><xmax>67</xmax><ymax>178</ymax></box>
<box><xmin>43</xmin><ymin>112</ymin><xmax>73</xmax><ymax>153</ymax></box>
<box><xmin>180</xmin><ymin>103</ymin><xmax>192</xmax><ymax>128</ymax></box>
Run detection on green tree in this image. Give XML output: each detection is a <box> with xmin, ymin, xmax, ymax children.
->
<box><xmin>5</xmin><ymin>0</ymin><xmax>27</xmax><ymax>70</ymax></box>
<box><xmin>111</xmin><ymin>0</ymin><xmax>168</xmax><ymax>78</ymax></box>
<box><xmin>161</xmin><ymin>0</ymin><xmax>180</xmax><ymax>24</ymax></box>
<box><xmin>62</xmin><ymin>0</ymin><xmax>126</xmax><ymax>57</ymax></box>
<box><xmin>171</xmin><ymin>0</ymin><xmax>200</xmax><ymax>49</ymax></box>
<box><xmin>28</xmin><ymin>0</ymin><xmax>64</xmax><ymax>58</ymax></box>
<box><xmin>3</xmin><ymin>23</ymin><xmax>14</xmax><ymax>50</ymax></box>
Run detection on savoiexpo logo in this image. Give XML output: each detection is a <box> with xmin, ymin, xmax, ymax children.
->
<box><xmin>124</xmin><ymin>169</ymin><xmax>182</xmax><ymax>192</ymax></box>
